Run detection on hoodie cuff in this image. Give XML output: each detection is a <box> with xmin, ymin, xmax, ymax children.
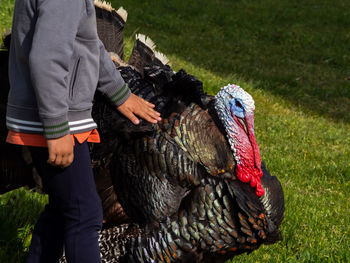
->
<box><xmin>41</xmin><ymin>114</ymin><xmax>70</xmax><ymax>139</ymax></box>
<box><xmin>107</xmin><ymin>83</ymin><xmax>132</xmax><ymax>107</ymax></box>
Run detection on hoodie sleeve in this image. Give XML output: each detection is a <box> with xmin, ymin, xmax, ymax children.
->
<box><xmin>29</xmin><ymin>0</ymin><xmax>84</xmax><ymax>139</ymax></box>
<box><xmin>96</xmin><ymin>39</ymin><xmax>131</xmax><ymax>107</ymax></box>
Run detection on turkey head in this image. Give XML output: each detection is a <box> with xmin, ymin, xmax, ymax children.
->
<box><xmin>215</xmin><ymin>84</ymin><xmax>264</xmax><ymax>196</ymax></box>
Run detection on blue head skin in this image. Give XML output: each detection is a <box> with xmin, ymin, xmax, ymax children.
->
<box><xmin>229</xmin><ymin>98</ymin><xmax>245</xmax><ymax>119</ymax></box>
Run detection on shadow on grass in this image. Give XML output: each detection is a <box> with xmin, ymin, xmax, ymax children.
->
<box><xmin>0</xmin><ymin>188</ymin><xmax>46</xmax><ymax>263</ymax></box>
<box><xmin>118</xmin><ymin>0</ymin><xmax>350</xmax><ymax>123</ymax></box>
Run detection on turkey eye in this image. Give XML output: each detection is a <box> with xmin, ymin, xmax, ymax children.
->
<box><xmin>229</xmin><ymin>98</ymin><xmax>245</xmax><ymax>118</ymax></box>
<box><xmin>235</xmin><ymin>100</ymin><xmax>243</xmax><ymax>108</ymax></box>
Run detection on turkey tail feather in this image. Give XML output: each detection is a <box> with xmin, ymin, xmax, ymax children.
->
<box><xmin>154</xmin><ymin>51</ymin><xmax>170</xmax><ymax>66</ymax></box>
<box><xmin>128</xmin><ymin>34</ymin><xmax>156</xmax><ymax>74</ymax></box>
<box><xmin>95</xmin><ymin>0</ymin><xmax>127</xmax><ymax>59</ymax></box>
<box><xmin>128</xmin><ymin>34</ymin><xmax>170</xmax><ymax>75</ymax></box>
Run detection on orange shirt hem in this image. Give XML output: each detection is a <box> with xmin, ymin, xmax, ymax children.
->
<box><xmin>6</xmin><ymin>129</ymin><xmax>100</xmax><ymax>147</ymax></box>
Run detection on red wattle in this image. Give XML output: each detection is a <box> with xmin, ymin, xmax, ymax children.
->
<box><xmin>250</xmin><ymin>176</ymin><xmax>257</xmax><ymax>188</ymax></box>
<box><xmin>236</xmin><ymin>165</ymin><xmax>251</xmax><ymax>183</ymax></box>
<box><xmin>233</xmin><ymin>114</ymin><xmax>265</xmax><ymax>197</ymax></box>
<box><xmin>236</xmin><ymin>164</ymin><xmax>265</xmax><ymax>197</ymax></box>
<box><xmin>255</xmin><ymin>184</ymin><xmax>264</xmax><ymax>197</ymax></box>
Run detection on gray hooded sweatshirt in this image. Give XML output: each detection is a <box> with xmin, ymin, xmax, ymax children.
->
<box><xmin>6</xmin><ymin>0</ymin><xmax>131</xmax><ymax>139</ymax></box>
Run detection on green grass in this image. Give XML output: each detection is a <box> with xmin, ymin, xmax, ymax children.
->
<box><xmin>1</xmin><ymin>0</ymin><xmax>350</xmax><ymax>262</ymax></box>
<box><xmin>0</xmin><ymin>0</ymin><xmax>13</xmax><ymax>46</ymax></box>
<box><xmin>0</xmin><ymin>188</ymin><xmax>47</xmax><ymax>262</ymax></box>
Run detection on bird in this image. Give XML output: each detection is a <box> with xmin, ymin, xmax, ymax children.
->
<box><xmin>0</xmin><ymin>1</ymin><xmax>285</xmax><ymax>262</ymax></box>
<box><xmin>87</xmin><ymin>30</ymin><xmax>285</xmax><ymax>262</ymax></box>
<box><xmin>87</xmin><ymin>2</ymin><xmax>285</xmax><ymax>261</ymax></box>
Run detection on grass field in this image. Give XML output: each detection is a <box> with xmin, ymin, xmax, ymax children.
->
<box><xmin>1</xmin><ymin>0</ymin><xmax>349</xmax><ymax>262</ymax></box>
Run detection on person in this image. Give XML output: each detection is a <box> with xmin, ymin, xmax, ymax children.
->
<box><xmin>5</xmin><ymin>0</ymin><xmax>161</xmax><ymax>262</ymax></box>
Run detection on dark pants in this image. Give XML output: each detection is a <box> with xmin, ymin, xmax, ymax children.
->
<box><xmin>26</xmin><ymin>140</ymin><xmax>102</xmax><ymax>263</ymax></box>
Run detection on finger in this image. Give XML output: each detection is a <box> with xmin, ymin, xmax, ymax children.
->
<box><xmin>144</xmin><ymin>107</ymin><xmax>162</xmax><ymax>120</ymax></box>
<box><xmin>68</xmin><ymin>153</ymin><xmax>74</xmax><ymax>166</ymax></box>
<box><xmin>60</xmin><ymin>155</ymin><xmax>68</xmax><ymax>168</ymax></box>
<box><xmin>144</xmin><ymin>100</ymin><xmax>155</xmax><ymax>108</ymax></box>
<box><xmin>145</xmin><ymin>106</ymin><xmax>160</xmax><ymax>116</ymax></box>
<box><xmin>47</xmin><ymin>151</ymin><xmax>57</xmax><ymax>165</ymax></box>
<box><xmin>138</xmin><ymin>98</ymin><xmax>158</xmax><ymax>112</ymax></box>
<box><xmin>145</xmin><ymin>116</ymin><xmax>158</xmax><ymax>124</ymax></box>
<box><xmin>147</xmin><ymin>112</ymin><xmax>161</xmax><ymax>123</ymax></box>
<box><xmin>141</xmin><ymin>112</ymin><xmax>159</xmax><ymax>124</ymax></box>
<box><xmin>62</xmin><ymin>153</ymin><xmax>74</xmax><ymax>168</ymax></box>
<box><xmin>138</xmin><ymin>96</ymin><xmax>155</xmax><ymax>108</ymax></box>
<box><xmin>153</xmin><ymin>110</ymin><xmax>161</xmax><ymax>117</ymax></box>
<box><xmin>54</xmin><ymin>154</ymin><xmax>63</xmax><ymax>167</ymax></box>
<box><xmin>149</xmin><ymin>110</ymin><xmax>162</xmax><ymax>120</ymax></box>
<box><xmin>62</xmin><ymin>154</ymin><xmax>74</xmax><ymax>168</ymax></box>
<box><xmin>135</xmin><ymin>108</ymin><xmax>161</xmax><ymax>123</ymax></box>
<box><xmin>124</xmin><ymin>110</ymin><xmax>140</xmax><ymax>125</ymax></box>
<box><xmin>137</xmin><ymin>104</ymin><xmax>161</xmax><ymax>118</ymax></box>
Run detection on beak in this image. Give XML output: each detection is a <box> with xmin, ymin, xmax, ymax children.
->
<box><xmin>237</xmin><ymin>117</ymin><xmax>248</xmax><ymax>134</ymax></box>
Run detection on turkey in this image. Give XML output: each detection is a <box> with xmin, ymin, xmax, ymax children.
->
<box><xmin>0</xmin><ymin>1</ymin><xmax>285</xmax><ymax>262</ymax></box>
<box><xmin>90</xmin><ymin>39</ymin><xmax>285</xmax><ymax>263</ymax></box>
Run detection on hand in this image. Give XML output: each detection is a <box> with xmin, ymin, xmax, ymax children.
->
<box><xmin>117</xmin><ymin>93</ymin><xmax>161</xmax><ymax>124</ymax></box>
<box><xmin>47</xmin><ymin>134</ymin><xmax>74</xmax><ymax>168</ymax></box>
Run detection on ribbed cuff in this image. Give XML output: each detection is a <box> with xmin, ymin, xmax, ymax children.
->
<box><xmin>108</xmin><ymin>83</ymin><xmax>132</xmax><ymax>107</ymax></box>
<box><xmin>41</xmin><ymin>114</ymin><xmax>70</xmax><ymax>139</ymax></box>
